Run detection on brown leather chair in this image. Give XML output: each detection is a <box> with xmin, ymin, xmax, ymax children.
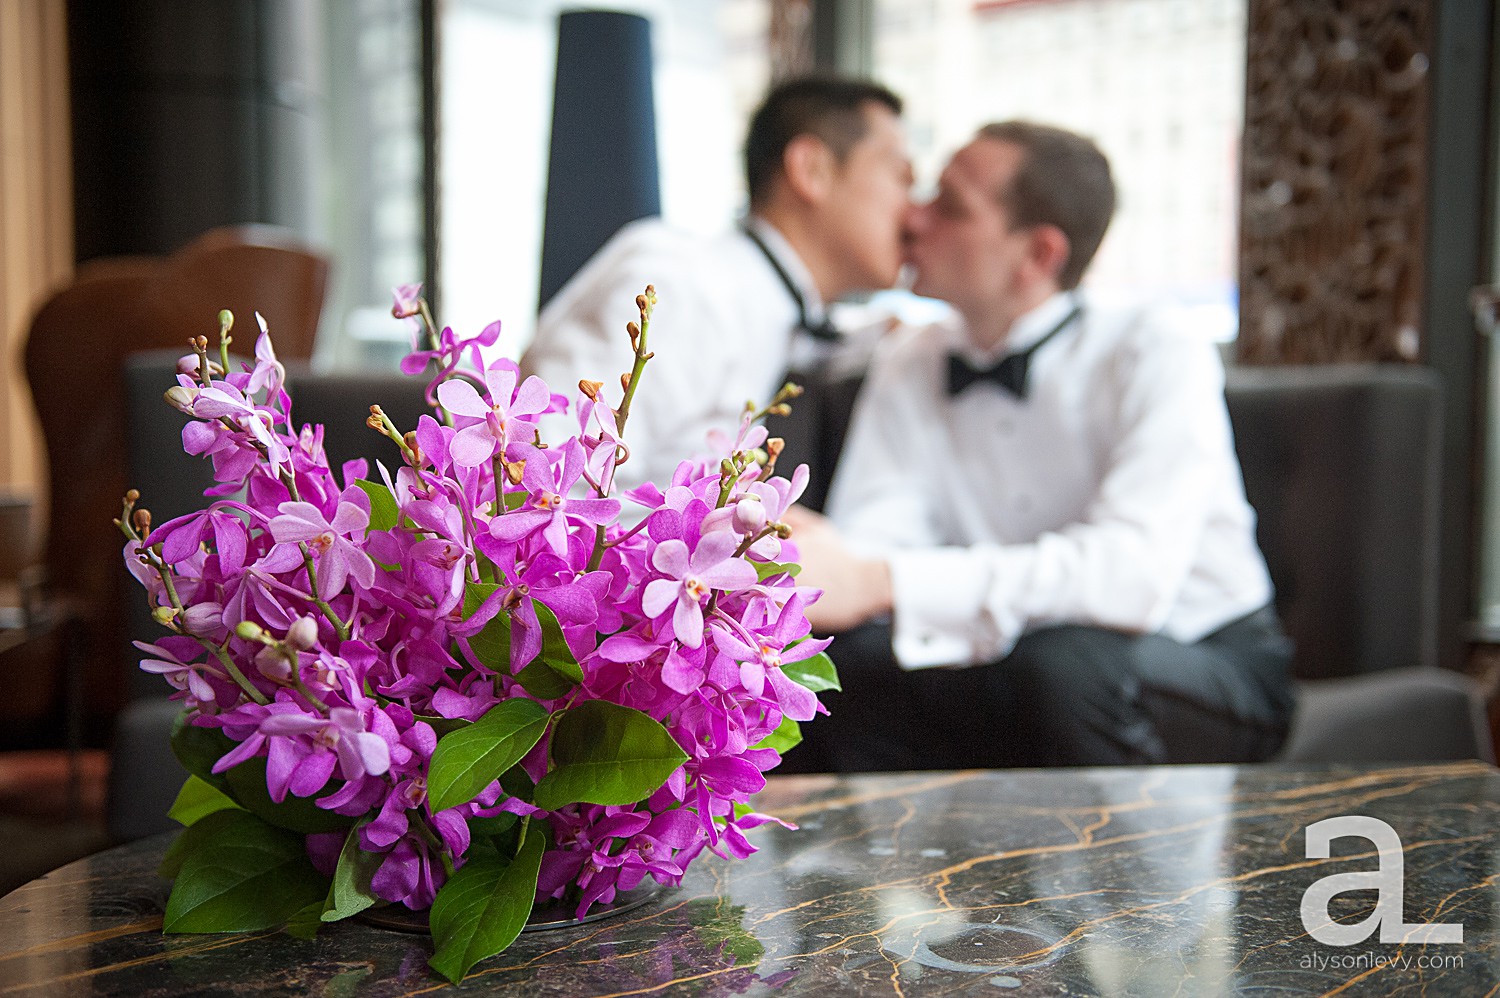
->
<box><xmin>22</xmin><ymin>225</ymin><xmax>328</xmax><ymax>736</ymax></box>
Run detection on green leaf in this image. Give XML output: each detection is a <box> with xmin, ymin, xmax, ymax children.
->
<box><xmin>159</xmin><ymin>808</ymin><xmax>243</xmax><ymax>879</ymax></box>
<box><xmin>533</xmin><ymin>701</ymin><xmax>688</xmax><ymax>811</ymax></box>
<box><xmin>465</xmin><ymin>811</ymin><xmax>519</xmax><ymax>842</ymax></box>
<box><xmin>354</xmin><ymin>479</ymin><xmax>400</xmax><ymax>533</ymax></box>
<box><xmin>752</xmin><ymin>559</ymin><xmax>802</xmax><ymax>581</ymax></box>
<box><xmin>322</xmin><ymin>823</ymin><xmax>383</xmax><ymax>922</ymax></box>
<box><xmin>752</xmin><ymin>715</ymin><xmax>802</xmax><ymax>754</ymax></box>
<box><xmin>513</xmin><ymin>657</ymin><xmax>575</xmax><ymax>699</ymax></box>
<box><xmin>428</xmin><ymin>826</ymin><xmax>546</xmax><ymax>983</ymax></box>
<box><xmin>427</xmin><ymin>699</ymin><xmax>551</xmax><ymax>813</ymax></box>
<box><xmin>463</xmin><ymin>582</ymin><xmax>509</xmax><ymax>672</ymax></box>
<box><xmin>500</xmin><ymin>763</ymin><xmax>535</xmax><ymax>802</ymax></box>
<box><xmin>163</xmin><ymin>810</ymin><xmax>329</xmax><ymax>933</ymax></box>
<box><xmin>502</xmin><ymin>490</ymin><xmax>528</xmax><ymax>511</ymax></box>
<box><xmin>170</xmin><ymin>713</ymin><xmax>235</xmax><ymax>795</ymax></box>
<box><xmin>533</xmin><ymin>602</ymin><xmax>584</xmax><ymax>684</ymax></box>
<box><xmin>168</xmin><ymin>775</ymin><xmax>241</xmax><ymax>827</ymax></box>
<box><xmin>284</xmin><ymin>899</ymin><xmax>325</xmax><ymax>940</ymax></box>
<box><xmin>783</xmin><ymin>650</ymin><xmax>841</xmax><ymax>693</ymax></box>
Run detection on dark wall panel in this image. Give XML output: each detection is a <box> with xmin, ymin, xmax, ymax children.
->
<box><xmin>68</xmin><ymin>0</ymin><xmax>321</xmax><ymax>262</ymax></box>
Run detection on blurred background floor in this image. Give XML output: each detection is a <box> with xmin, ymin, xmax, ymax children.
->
<box><xmin>0</xmin><ymin>750</ymin><xmax>110</xmax><ymax>897</ymax></box>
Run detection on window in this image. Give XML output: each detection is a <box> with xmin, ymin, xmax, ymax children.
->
<box><xmin>873</xmin><ymin>0</ymin><xmax>1246</xmax><ymax>340</ymax></box>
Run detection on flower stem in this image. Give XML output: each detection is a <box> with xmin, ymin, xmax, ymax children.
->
<box><xmin>612</xmin><ymin>287</ymin><xmax>656</xmax><ymax>439</ymax></box>
<box><xmin>298</xmin><ymin>544</ymin><xmax>351</xmax><ymax>641</ymax></box>
<box><xmin>208</xmin><ymin>640</ymin><xmax>270</xmax><ymax>705</ymax></box>
<box><xmin>217</xmin><ymin>310</ymin><xmax>234</xmax><ymax>376</ymax></box>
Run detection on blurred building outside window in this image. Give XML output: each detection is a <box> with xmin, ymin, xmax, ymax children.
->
<box><xmin>315</xmin><ymin>0</ymin><xmax>427</xmax><ymax>371</ymax></box>
<box><xmin>866</xmin><ymin>0</ymin><xmax>1246</xmax><ymax>341</ymax></box>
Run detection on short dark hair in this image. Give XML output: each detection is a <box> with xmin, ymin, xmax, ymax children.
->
<box><xmin>977</xmin><ymin>121</ymin><xmax>1115</xmax><ymax>289</ymax></box>
<box><xmin>744</xmin><ymin>75</ymin><xmax>903</xmax><ymax>208</ymax></box>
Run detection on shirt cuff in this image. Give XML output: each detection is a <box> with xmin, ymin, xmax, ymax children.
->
<box><xmin>886</xmin><ymin>547</ymin><xmax>992</xmax><ymax>670</ymax></box>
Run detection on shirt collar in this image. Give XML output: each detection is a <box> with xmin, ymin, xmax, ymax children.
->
<box><xmin>961</xmin><ymin>290</ymin><xmax>1081</xmax><ymax>365</ymax></box>
<box><xmin>744</xmin><ymin>215</ymin><xmax>829</xmax><ymax>324</ymax></box>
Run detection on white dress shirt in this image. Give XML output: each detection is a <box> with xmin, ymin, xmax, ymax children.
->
<box><xmin>825</xmin><ymin>291</ymin><xmax>1273</xmax><ymax>670</ymax></box>
<box><xmin>521</xmin><ymin>217</ymin><xmax>830</xmax><ymax>493</ymax></box>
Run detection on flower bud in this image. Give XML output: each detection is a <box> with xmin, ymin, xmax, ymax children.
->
<box><xmin>235</xmin><ymin>620</ymin><xmax>269</xmax><ymax>642</ymax></box>
<box><xmin>152</xmin><ymin>606</ymin><xmax>179</xmax><ymax>628</ymax></box>
<box><xmin>132</xmin><ymin>508</ymin><xmax>152</xmax><ymax>540</ymax></box>
<box><xmin>620</xmin><ymin>372</ymin><xmax>632</xmax><ymax>393</ymax></box>
<box><xmin>733</xmin><ymin>499</ymin><xmax>767</xmax><ymax>534</ymax></box>
<box><xmin>285</xmin><ymin>616</ymin><xmax>319</xmax><ymax>651</ymax></box>
<box><xmin>255</xmin><ymin>646</ymin><xmax>292</xmax><ymax>683</ymax></box>
<box><xmin>164</xmin><ymin>385</ymin><xmax>198</xmax><ymax>412</ymax></box>
<box><xmin>504</xmin><ymin>460</ymin><xmax>526</xmax><ymax>485</ymax></box>
<box><xmin>578</xmin><ymin>379</ymin><xmax>603</xmax><ymax>401</ymax></box>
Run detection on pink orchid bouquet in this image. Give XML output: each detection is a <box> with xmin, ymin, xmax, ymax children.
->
<box><xmin>120</xmin><ymin>286</ymin><xmax>836</xmax><ymax>983</ymax></box>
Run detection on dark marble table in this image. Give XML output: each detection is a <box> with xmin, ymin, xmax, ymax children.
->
<box><xmin>1</xmin><ymin>762</ymin><xmax>1496</xmax><ymax>996</ymax></box>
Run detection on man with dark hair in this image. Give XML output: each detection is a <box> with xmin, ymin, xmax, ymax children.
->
<box><xmin>521</xmin><ymin>75</ymin><xmax>911</xmax><ymax>491</ymax></box>
<box><xmin>785</xmin><ymin>121</ymin><xmax>1294</xmax><ymax>771</ymax></box>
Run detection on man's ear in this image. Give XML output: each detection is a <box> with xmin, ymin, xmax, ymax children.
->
<box><xmin>780</xmin><ymin>133</ymin><xmax>837</xmax><ymax>204</ymax></box>
<box><xmin>1027</xmin><ymin>223</ymin><xmax>1071</xmax><ymax>284</ymax></box>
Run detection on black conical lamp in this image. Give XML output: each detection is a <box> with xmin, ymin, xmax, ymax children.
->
<box><xmin>537</xmin><ymin>9</ymin><xmax>661</xmax><ymax>312</ymax></box>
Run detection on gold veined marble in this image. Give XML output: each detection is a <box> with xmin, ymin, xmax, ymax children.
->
<box><xmin>0</xmin><ymin>762</ymin><xmax>1494</xmax><ymax>995</ymax></box>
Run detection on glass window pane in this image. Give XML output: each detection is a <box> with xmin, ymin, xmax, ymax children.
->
<box><xmin>873</xmin><ymin>0</ymin><xmax>1246</xmax><ymax>341</ymax></box>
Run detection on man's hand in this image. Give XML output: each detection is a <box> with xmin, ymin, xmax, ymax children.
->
<box><xmin>782</xmin><ymin>505</ymin><xmax>893</xmax><ymax>633</ymax></box>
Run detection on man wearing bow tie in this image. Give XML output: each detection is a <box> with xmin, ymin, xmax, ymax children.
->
<box><xmin>785</xmin><ymin>121</ymin><xmax>1294</xmax><ymax>771</ymax></box>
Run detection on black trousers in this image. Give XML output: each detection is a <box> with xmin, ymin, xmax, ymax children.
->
<box><xmin>786</xmin><ymin>606</ymin><xmax>1296</xmax><ymax>774</ymax></box>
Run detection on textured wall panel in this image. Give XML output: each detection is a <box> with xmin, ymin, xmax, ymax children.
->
<box><xmin>1238</xmin><ymin>0</ymin><xmax>1432</xmax><ymax>363</ymax></box>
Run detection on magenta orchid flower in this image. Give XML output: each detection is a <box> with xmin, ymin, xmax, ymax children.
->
<box><xmin>435</xmin><ymin>361</ymin><xmax>550</xmax><ymax>467</ymax></box>
<box><xmin>641</xmin><ymin>532</ymin><xmax>758</xmax><ymax>647</ymax></box>
<box><xmin>257</xmin><ymin>706</ymin><xmax>393</xmax><ymax>793</ymax></box>
<box><xmin>489</xmin><ymin>441</ymin><xmax>620</xmax><ymax>554</ymax></box>
<box><xmin>711</xmin><ymin>592</ymin><xmax>830</xmax><ymax>721</ymax></box>
<box><xmin>267</xmin><ymin>492</ymin><xmax>376</xmax><ymax>598</ymax></box>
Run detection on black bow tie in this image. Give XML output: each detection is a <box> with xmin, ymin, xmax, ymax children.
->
<box><xmin>947</xmin><ymin>305</ymin><xmax>1082</xmax><ymax>399</ymax></box>
<box><xmin>741</xmin><ymin>225</ymin><xmax>840</xmax><ymax>342</ymax></box>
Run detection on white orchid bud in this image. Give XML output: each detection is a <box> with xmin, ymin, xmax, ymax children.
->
<box><xmin>254</xmin><ymin>645</ymin><xmax>292</xmax><ymax>682</ymax></box>
<box><xmin>733</xmin><ymin>498</ymin><xmax>767</xmax><ymax>534</ymax></box>
<box><xmin>285</xmin><ymin>616</ymin><xmax>319</xmax><ymax>651</ymax></box>
<box><xmin>164</xmin><ymin>385</ymin><xmax>198</xmax><ymax>413</ymax></box>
